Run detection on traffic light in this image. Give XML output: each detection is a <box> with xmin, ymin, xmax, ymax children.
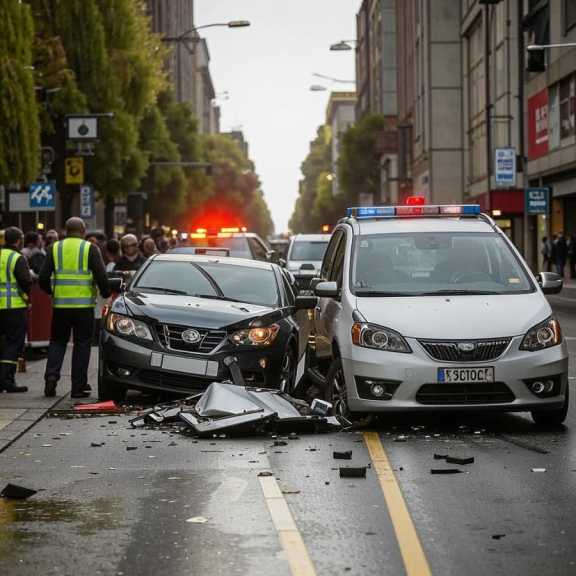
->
<box><xmin>527</xmin><ymin>48</ymin><xmax>546</xmax><ymax>72</ymax></box>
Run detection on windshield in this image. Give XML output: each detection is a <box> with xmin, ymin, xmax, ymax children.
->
<box><xmin>289</xmin><ymin>241</ymin><xmax>329</xmax><ymax>261</ymax></box>
<box><xmin>178</xmin><ymin>237</ymin><xmax>252</xmax><ymax>259</ymax></box>
<box><xmin>352</xmin><ymin>232</ymin><xmax>534</xmax><ymax>296</ymax></box>
<box><xmin>134</xmin><ymin>261</ymin><xmax>279</xmax><ymax>307</ymax></box>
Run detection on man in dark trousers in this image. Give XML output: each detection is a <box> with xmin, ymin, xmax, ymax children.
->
<box><xmin>39</xmin><ymin>217</ymin><xmax>111</xmax><ymax>398</ymax></box>
<box><xmin>0</xmin><ymin>227</ymin><xmax>32</xmax><ymax>393</ymax></box>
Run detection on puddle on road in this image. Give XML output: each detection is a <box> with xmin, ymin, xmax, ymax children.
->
<box><xmin>0</xmin><ymin>497</ymin><xmax>122</xmax><ymax>558</ymax></box>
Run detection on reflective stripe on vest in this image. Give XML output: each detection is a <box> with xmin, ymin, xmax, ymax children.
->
<box><xmin>52</xmin><ymin>239</ymin><xmax>95</xmax><ymax>308</ymax></box>
<box><xmin>0</xmin><ymin>248</ymin><xmax>27</xmax><ymax>310</ymax></box>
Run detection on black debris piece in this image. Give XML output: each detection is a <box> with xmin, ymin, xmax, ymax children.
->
<box><xmin>273</xmin><ymin>441</ymin><xmax>288</xmax><ymax>447</ymax></box>
<box><xmin>333</xmin><ymin>451</ymin><xmax>353</xmax><ymax>460</ymax></box>
<box><xmin>126</xmin><ymin>446</ymin><xmax>138</xmax><ymax>451</ymax></box>
<box><xmin>91</xmin><ymin>442</ymin><xmax>105</xmax><ymax>448</ymax></box>
<box><xmin>339</xmin><ymin>467</ymin><xmax>367</xmax><ymax>479</ymax></box>
<box><xmin>433</xmin><ymin>454</ymin><xmax>449</xmax><ymax>460</ymax></box>
<box><xmin>492</xmin><ymin>534</ymin><xmax>506</xmax><ymax>540</ymax></box>
<box><xmin>1</xmin><ymin>483</ymin><xmax>37</xmax><ymax>500</ymax></box>
<box><xmin>258</xmin><ymin>471</ymin><xmax>273</xmax><ymax>477</ymax></box>
<box><xmin>430</xmin><ymin>469</ymin><xmax>463</xmax><ymax>475</ymax></box>
<box><xmin>445</xmin><ymin>456</ymin><xmax>475</xmax><ymax>466</ymax></box>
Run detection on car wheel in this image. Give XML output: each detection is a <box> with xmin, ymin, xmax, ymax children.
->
<box><xmin>531</xmin><ymin>386</ymin><xmax>569</xmax><ymax>426</ymax></box>
<box><xmin>326</xmin><ymin>357</ymin><xmax>350</xmax><ymax>420</ymax></box>
<box><xmin>97</xmin><ymin>361</ymin><xmax>126</xmax><ymax>402</ymax></box>
<box><xmin>279</xmin><ymin>345</ymin><xmax>297</xmax><ymax>394</ymax></box>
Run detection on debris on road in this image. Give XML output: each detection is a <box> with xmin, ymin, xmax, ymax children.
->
<box><xmin>186</xmin><ymin>516</ymin><xmax>208</xmax><ymax>524</ymax></box>
<box><xmin>1</xmin><ymin>483</ymin><xmax>37</xmax><ymax>500</ymax></box>
<box><xmin>73</xmin><ymin>400</ymin><xmax>121</xmax><ymax>413</ymax></box>
<box><xmin>446</xmin><ymin>456</ymin><xmax>475</xmax><ymax>466</ymax></box>
<box><xmin>333</xmin><ymin>451</ymin><xmax>353</xmax><ymax>460</ymax></box>
<box><xmin>430</xmin><ymin>469</ymin><xmax>464</xmax><ymax>475</ymax></box>
<box><xmin>492</xmin><ymin>534</ymin><xmax>506</xmax><ymax>540</ymax></box>
<box><xmin>339</xmin><ymin>466</ymin><xmax>367</xmax><ymax>478</ymax></box>
<box><xmin>531</xmin><ymin>468</ymin><xmax>547</xmax><ymax>473</ymax></box>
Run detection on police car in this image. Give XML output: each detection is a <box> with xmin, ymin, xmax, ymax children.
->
<box><xmin>311</xmin><ymin>198</ymin><xmax>569</xmax><ymax>425</ymax></box>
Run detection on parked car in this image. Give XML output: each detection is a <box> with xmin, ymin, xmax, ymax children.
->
<box><xmin>310</xmin><ymin>200</ymin><xmax>569</xmax><ymax>425</ymax></box>
<box><xmin>99</xmin><ymin>253</ymin><xmax>316</xmax><ymax>400</ymax></box>
<box><xmin>286</xmin><ymin>234</ymin><xmax>331</xmax><ymax>292</ymax></box>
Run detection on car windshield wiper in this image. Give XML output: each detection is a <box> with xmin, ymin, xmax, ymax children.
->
<box><xmin>192</xmin><ymin>293</ymin><xmax>246</xmax><ymax>304</ymax></box>
<box><xmin>419</xmin><ymin>289</ymin><xmax>503</xmax><ymax>296</ymax></box>
<box><xmin>136</xmin><ymin>286</ymin><xmax>190</xmax><ymax>295</ymax></box>
<box><xmin>355</xmin><ymin>290</ymin><xmax>422</xmax><ymax>297</ymax></box>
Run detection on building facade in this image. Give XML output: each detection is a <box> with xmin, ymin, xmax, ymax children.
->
<box><xmin>326</xmin><ymin>92</ymin><xmax>357</xmax><ymax>197</ymax></box>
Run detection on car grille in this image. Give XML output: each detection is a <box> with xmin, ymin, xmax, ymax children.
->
<box><xmin>416</xmin><ymin>382</ymin><xmax>515</xmax><ymax>405</ymax></box>
<box><xmin>139</xmin><ymin>369</ymin><xmax>215</xmax><ymax>391</ymax></box>
<box><xmin>156</xmin><ymin>324</ymin><xmax>227</xmax><ymax>354</ymax></box>
<box><xmin>419</xmin><ymin>338</ymin><xmax>511</xmax><ymax>362</ymax></box>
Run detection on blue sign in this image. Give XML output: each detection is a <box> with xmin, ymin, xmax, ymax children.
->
<box><xmin>80</xmin><ymin>185</ymin><xmax>95</xmax><ymax>219</ymax></box>
<box><xmin>29</xmin><ymin>181</ymin><xmax>56</xmax><ymax>210</ymax></box>
<box><xmin>526</xmin><ymin>187</ymin><xmax>550</xmax><ymax>215</ymax></box>
<box><xmin>495</xmin><ymin>148</ymin><xmax>516</xmax><ymax>187</ymax></box>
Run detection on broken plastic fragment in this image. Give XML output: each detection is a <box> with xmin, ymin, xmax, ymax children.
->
<box><xmin>339</xmin><ymin>467</ymin><xmax>367</xmax><ymax>478</ymax></box>
<box><xmin>445</xmin><ymin>456</ymin><xmax>475</xmax><ymax>466</ymax></box>
<box><xmin>1</xmin><ymin>483</ymin><xmax>37</xmax><ymax>500</ymax></box>
<box><xmin>186</xmin><ymin>516</ymin><xmax>208</xmax><ymax>524</ymax></box>
<box><xmin>73</xmin><ymin>400</ymin><xmax>120</xmax><ymax>413</ymax></box>
<box><xmin>310</xmin><ymin>398</ymin><xmax>332</xmax><ymax>416</ymax></box>
<box><xmin>333</xmin><ymin>451</ymin><xmax>353</xmax><ymax>460</ymax></box>
<box><xmin>531</xmin><ymin>468</ymin><xmax>547</xmax><ymax>473</ymax></box>
<box><xmin>430</xmin><ymin>469</ymin><xmax>463</xmax><ymax>475</ymax></box>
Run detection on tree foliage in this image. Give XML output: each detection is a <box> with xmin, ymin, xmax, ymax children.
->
<box><xmin>0</xmin><ymin>0</ymin><xmax>40</xmax><ymax>186</ymax></box>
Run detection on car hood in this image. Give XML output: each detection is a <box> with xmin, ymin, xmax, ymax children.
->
<box><xmin>121</xmin><ymin>292</ymin><xmax>274</xmax><ymax>330</ymax></box>
<box><xmin>355</xmin><ymin>292</ymin><xmax>550</xmax><ymax>339</ymax></box>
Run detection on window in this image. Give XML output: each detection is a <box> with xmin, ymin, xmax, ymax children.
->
<box><xmin>329</xmin><ymin>236</ymin><xmax>346</xmax><ymax>287</ymax></box>
<box><xmin>320</xmin><ymin>230</ymin><xmax>343</xmax><ymax>280</ymax></box>
<box><xmin>351</xmin><ymin>233</ymin><xmax>534</xmax><ymax>296</ymax></box>
<box><xmin>565</xmin><ymin>0</ymin><xmax>576</xmax><ymax>32</ymax></box>
<box><xmin>289</xmin><ymin>241</ymin><xmax>329</xmax><ymax>262</ymax></box>
<box><xmin>247</xmin><ymin>237</ymin><xmax>268</xmax><ymax>261</ymax></box>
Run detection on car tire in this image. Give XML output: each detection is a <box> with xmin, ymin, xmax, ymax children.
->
<box><xmin>325</xmin><ymin>357</ymin><xmax>351</xmax><ymax>419</ymax></box>
<box><xmin>279</xmin><ymin>344</ymin><xmax>297</xmax><ymax>394</ymax></box>
<box><xmin>97</xmin><ymin>361</ymin><xmax>126</xmax><ymax>402</ymax></box>
<box><xmin>531</xmin><ymin>386</ymin><xmax>569</xmax><ymax>426</ymax></box>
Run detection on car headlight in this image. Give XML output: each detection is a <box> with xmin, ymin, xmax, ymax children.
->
<box><xmin>106</xmin><ymin>313</ymin><xmax>153</xmax><ymax>341</ymax></box>
<box><xmin>351</xmin><ymin>322</ymin><xmax>412</xmax><ymax>353</ymax></box>
<box><xmin>230</xmin><ymin>324</ymin><xmax>280</xmax><ymax>347</ymax></box>
<box><xmin>520</xmin><ymin>317</ymin><xmax>562</xmax><ymax>351</ymax></box>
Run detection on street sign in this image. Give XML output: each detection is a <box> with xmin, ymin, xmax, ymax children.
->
<box><xmin>495</xmin><ymin>148</ymin><xmax>516</xmax><ymax>187</ymax></box>
<box><xmin>29</xmin><ymin>181</ymin><xmax>56</xmax><ymax>210</ymax></box>
<box><xmin>66</xmin><ymin>116</ymin><xmax>99</xmax><ymax>141</ymax></box>
<box><xmin>79</xmin><ymin>185</ymin><xmax>95</xmax><ymax>219</ymax></box>
<box><xmin>526</xmin><ymin>187</ymin><xmax>550</xmax><ymax>215</ymax></box>
<box><xmin>65</xmin><ymin>157</ymin><xmax>84</xmax><ymax>184</ymax></box>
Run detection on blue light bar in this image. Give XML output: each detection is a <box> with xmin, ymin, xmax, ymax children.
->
<box><xmin>347</xmin><ymin>204</ymin><xmax>481</xmax><ymax>219</ymax></box>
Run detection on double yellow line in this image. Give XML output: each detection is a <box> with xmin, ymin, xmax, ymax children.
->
<box><xmin>260</xmin><ymin>432</ymin><xmax>432</xmax><ymax>576</ymax></box>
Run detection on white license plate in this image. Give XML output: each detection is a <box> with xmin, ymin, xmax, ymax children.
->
<box><xmin>438</xmin><ymin>367</ymin><xmax>494</xmax><ymax>383</ymax></box>
<box><xmin>159</xmin><ymin>355</ymin><xmax>219</xmax><ymax>378</ymax></box>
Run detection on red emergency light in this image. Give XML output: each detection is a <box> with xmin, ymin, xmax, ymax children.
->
<box><xmin>405</xmin><ymin>195</ymin><xmax>426</xmax><ymax>206</ymax></box>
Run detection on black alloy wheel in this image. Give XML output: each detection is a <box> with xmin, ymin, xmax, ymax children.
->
<box><xmin>279</xmin><ymin>346</ymin><xmax>297</xmax><ymax>393</ymax></box>
<box><xmin>531</xmin><ymin>386</ymin><xmax>569</xmax><ymax>426</ymax></box>
<box><xmin>326</xmin><ymin>357</ymin><xmax>350</xmax><ymax>420</ymax></box>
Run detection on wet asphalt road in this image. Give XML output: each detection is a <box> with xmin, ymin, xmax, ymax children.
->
<box><xmin>0</xmin><ymin>295</ymin><xmax>575</xmax><ymax>576</ymax></box>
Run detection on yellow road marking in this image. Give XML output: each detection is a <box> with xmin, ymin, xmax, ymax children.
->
<box><xmin>258</xmin><ymin>475</ymin><xmax>316</xmax><ymax>576</ymax></box>
<box><xmin>364</xmin><ymin>431</ymin><xmax>432</xmax><ymax>576</ymax></box>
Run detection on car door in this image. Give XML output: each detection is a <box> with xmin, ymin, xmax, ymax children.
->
<box><xmin>314</xmin><ymin>229</ymin><xmax>345</xmax><ymax>360</ymax></box>
<box><xmin>248</xmin><ymin>236</ymin><xmax>269</xmax><ymax>261</ymax></box>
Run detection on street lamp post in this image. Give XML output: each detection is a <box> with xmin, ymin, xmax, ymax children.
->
<box><xmin>162</xmin><ymin>21</ymin><xmax>250</xmax><ymax>102</ymax></box>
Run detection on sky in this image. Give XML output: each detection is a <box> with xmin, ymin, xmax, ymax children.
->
<box><xmin>197</xmin><ymin>1</ymin><xmax>359</xmax><ymax>234</ymax></box>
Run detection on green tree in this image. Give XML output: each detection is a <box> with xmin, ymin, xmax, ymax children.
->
<box><xmin>339</xmin><ymin>114</ymin><xmax>385</xmax><ymax>207</ymax></box>
<box><xmin>0</xmin><ymin>0</ymin><xmax>40</xmax><ymax>186</ymax></box>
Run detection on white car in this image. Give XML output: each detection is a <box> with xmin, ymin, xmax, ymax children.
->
<box><xmin>311</xmin><ymin>201</ymin><xmax>569</xmax><ymax>425</ymax></box>
<box><xmin>286</xmin><ymin>234</ymin><xmax>331</xmax><ymax>292</ymax></box>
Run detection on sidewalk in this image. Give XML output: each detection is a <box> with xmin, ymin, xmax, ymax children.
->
<box><xmin>0</xmin><ymin>347</ymin><xmax>98</xmax><ymax>453</ymax></box>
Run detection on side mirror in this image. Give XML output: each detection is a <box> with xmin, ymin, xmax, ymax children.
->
<box><xmin>295</xmin><ymin>295</ymin><xmax>319</xmax><ymax>310</ymax></box>
<box><xmin>109</xmin><ymin>277</ymin><xmax>124</xmax><ymax>293</ymax></box>
<box><xmin>278</xmin><ymin>258</ymin><xmax>287</xmax><ymax>268</ymax></box>
<box><xmin>309</xmin><ymin>277</ymin><xmax>322</xmax><ymax>291</ymax></box>
<box><xmin>315</xmin><ymin>281</ymin><xmax>340</xmax><ymax>298</ymax></box>
<box><xmin>266</xmin><ymin>250</ymin><xmax>279</xmax><ymax>263</ymax></box>
<box><xmin>537</xmin><ymin>272</ymin><xmax>563</xmax><ymax>295</ymax></box>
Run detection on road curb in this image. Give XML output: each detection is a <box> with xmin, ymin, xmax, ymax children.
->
<box><xmin>0</xmin><ymin>394</ymin><xmax>68</xmax><ymax>455</ymax></box>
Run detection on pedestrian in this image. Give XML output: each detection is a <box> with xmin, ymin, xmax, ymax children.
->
<box><xmin>554</xmin><ymin>231</ymin><xmax>568</xmax><ymax>277</ymax></box>
<box><xmin>39</xmin><ymin>217</ymin><xmax>111</xmax><ymax>399</ymax></box>
<box><xmin>0</xmin><ymin>227</ymin><xmax>32</xmax><ymax>393</ymax></box>
<box><xmin>140</xmin><ymin>236</ymin><xmax>158</xmax><ymax>259</ymax></box>
<box><xmin>568</xmin><ymin>234</ymin><xmax>576</xmax><ymax>279</ymax></box>
<box><xmin>114</xmin><ymin>234</ymin><xmax>146</xmax><ymax>272</ymax></box>
<box><xmin>44</xmin><ymin>229</ymin><xmax>59</xmax><ymax>251</ymax></box>
<box><xmin>541</xmin><ymin>237</ymin><xmax>552</xmax><ymax>272</ymax></box>
<box><xmin>104</xmin><ymin>238</ymin><xmax>121</xmax><ymax>272</ymax></box>
<box><xmin>21</xmin><ymin>230</ymin><xmax>46</xmax><ymax>275</ymax></box>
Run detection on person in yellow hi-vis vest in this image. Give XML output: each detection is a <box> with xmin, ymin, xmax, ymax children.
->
<box><xmin>0</xmin><ymin>227</ymin><xmax>32</xmax><ymax>393</ymax></box>
<box><xmin>39</xmin><ymin>217</ymin><xmax>111</xmax><ymax>399</ymax></box>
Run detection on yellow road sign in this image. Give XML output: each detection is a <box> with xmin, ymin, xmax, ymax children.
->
<box><xmin>65</xmin><ymin>157</ymin><xmax>84</xmax><ymax>185</ymax></box>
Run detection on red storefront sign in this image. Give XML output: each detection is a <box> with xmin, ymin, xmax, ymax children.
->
<box><xmin>474</xmin><ymin>189</ymin><xmax>524</xmax><ymax>215</ymax></box>
<box><xmin>528</xmin><ymin>88</ymin><xmax>549</xmax><ymax>160</ymax></box>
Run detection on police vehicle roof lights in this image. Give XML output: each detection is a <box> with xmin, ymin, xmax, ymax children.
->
<box><xmin>347</xmin><ymin>201</ymin><xmax>481</xmax><ymax>219</ymax></box>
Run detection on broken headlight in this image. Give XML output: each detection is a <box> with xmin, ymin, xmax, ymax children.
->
<box><xmin>230</xmin><ymin>324</ymin><xmax>280</xmax><ymax>347</ymax></box>
<box><xmin>520</xmin><ymin>317</ymin><xmax>562</xmax><ymax>351</ymax></box>
<box><xmin>351</xmin><ymin>322</ymin><xmax>412</xmax><ymax>353</ymax></box>
<box><xmin>106</xmin><ymin>313</ymin><xmax>153</xmax><ymax>341</ymax></box>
